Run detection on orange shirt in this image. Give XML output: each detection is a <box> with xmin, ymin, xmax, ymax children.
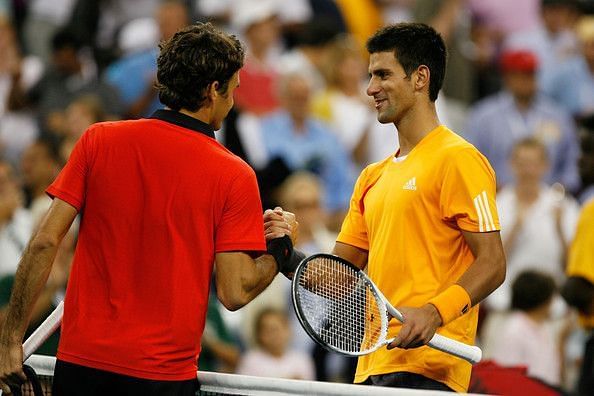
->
<box><xmin>337</xmin><ymin>125</ymin><xmax>500</xmax><ymax>392</ymax></box>
<box><xmin>566</xmin><ymin>200</ymin><xmax>594</xmax><ymax>329</ymax></box>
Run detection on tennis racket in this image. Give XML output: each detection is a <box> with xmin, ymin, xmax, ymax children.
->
<box><xmin>291</xmin><ymin>254</ymin><xmax>482</xmax><ymax>364</ymax></box>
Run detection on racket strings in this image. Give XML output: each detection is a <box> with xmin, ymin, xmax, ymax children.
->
<box><xmin>296</xmin><ymin>257</ymin><xmax>385</xmax><ymax>354</ymax></box>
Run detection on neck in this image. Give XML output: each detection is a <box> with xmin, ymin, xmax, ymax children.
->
<box><xmin>514</xmin><ymin>96</ymin><xmax>533</xmax><ymax>112</ymax></box>
<box><xmin>524</xmin><ymin>305</ymin><xmax>550</xmax><ymax>324</ymax></box>
<box><xmin>291</xmin><ymin>115</ymin><xmax>307</xmax><ymax>132</ymax></box>
<box><xmin>515</xmin><ymin>182</ymin><xmax>541</xmax><ymax>203</ymax></box>
<box><xmin>178</xmin><ymin>107</ymin><xmax>212</xmax><ymax>126</ymax></box>
<box><xmin>396</xmin><ymin>101</ymin><xmax>440</xmax><ymax>156</ymax></box>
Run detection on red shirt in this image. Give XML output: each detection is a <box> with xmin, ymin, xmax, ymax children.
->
<box><xmin>47</xmin><ymin>110</ymin><xmax>266</xmax><ymax>380</ymax></box>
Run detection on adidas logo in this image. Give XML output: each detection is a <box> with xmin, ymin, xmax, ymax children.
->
<box><xmin>403</xmin><ymin>177</ymin><xmax>417</xmax><ymax>191</ymax></box>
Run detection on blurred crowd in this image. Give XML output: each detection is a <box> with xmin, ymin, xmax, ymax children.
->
<box><xmin>2</xmin><ymin>0</ymin><xmax>594</xmax><ymax>394</ymax></box>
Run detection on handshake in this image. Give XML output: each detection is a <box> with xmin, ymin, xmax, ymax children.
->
<box><xmin>263</xmin><ymin>207</ymin><xmax>304</xmax><ymax>278</ymax></box>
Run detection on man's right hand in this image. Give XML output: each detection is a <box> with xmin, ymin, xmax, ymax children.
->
<box><xmin>0</xmin><ymin>339</ymin><xmax>26</xmax><ymax>395</ymax></box>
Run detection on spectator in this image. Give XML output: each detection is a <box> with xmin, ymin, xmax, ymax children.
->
<box><xmin>0</xmin><ymin>160</ymin><xmax>31</xmax><ymax>277</ymax></box>
<box><xmin>465</xmin><ymin>49</ymin><xmax>580</xmax><ymax>192</ymax></box>
<box><xmin>236</xmin><ymin>308</ymin><xmax>315</xmax><ymax>380</ymax></box>
<box><xmin>20</xmin><ymin>137</ymin><xmax>63</xmax><ymax>229</ymax></box>
<box><xmin>0</xmin><ymin>17</ymin><xmax>43</xmax><ymax>168</ymax></box>
<box><xmin>562</xmin><ymin>199</ymin><xmax>594</xmax><ymax>395</ymax></box>
<box><xmin>413</xmin><ymin>0</ymin><xmax>476</xmax><ymax>102</ymax></box>
<box><xmin>104</xmin><ymin>0</ymin><xmax>190</xmax><ymax>119</ymax></box>
<box><xmin>278</xmin><ymin>17</ymin><xmax>342</xmax><ymax>96</ymax></box>
<box><xmin>231</xmin><ymin>0</ymin><xmax>283</xmax><ymax>116</ymax></box>
<box><xmin>543</xmin><ymin>15</ymin><xmax>594</xmax><ymax>119</ymax></box>
<box><xmin>490</xmin><ymin>271</ymin><xmax>564</xmax><ymax>387</ymax></box>
<box><xmin>505</xmin><ymin>0</ymin><xmax>580</xmax><ymax>88</ymax></box>
<box><xmin>486</xmin><ymin>138</ymin><xmax>580</xmax><ymax>311</ymax></box>
<box><xmin>260</xmin><ymin>71</ymin><xmax>356</xmax><ymax>229</ymax></box>
<box><xmin>312</xmin><ymin>35</ymin><xmax>375</xmax><ymax>167</ymax></box>
<box><xmin>26</xmin><ymin>27</ymin><xmax>122</xmax><ymax>133</ymax></box>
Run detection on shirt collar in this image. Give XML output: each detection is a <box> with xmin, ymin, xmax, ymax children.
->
<box><xmin>149</xmin><ymin>109</ymin><xmax>215</xmax><ymax>139</ymax></box>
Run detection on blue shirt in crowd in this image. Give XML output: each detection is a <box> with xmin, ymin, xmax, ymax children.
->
<box><xmin>260</xmin><ymin>111</ymin><xmax>356</xmax><ymax>213</ymax></box>
<box><xmin>464</xmin><ymin>91</ymin><xmax>580</xmax><ymax>192</ymax></box>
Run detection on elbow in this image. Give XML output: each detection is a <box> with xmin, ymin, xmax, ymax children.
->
<box><xmin>29</xmin><ymin>232</ymin><xmax>60</xmax><ymax>254</ymax></box>
<box><xmin>216</xmin><ymin>288</ymin><xmax>249</xmax><ymax>312</ymax></box>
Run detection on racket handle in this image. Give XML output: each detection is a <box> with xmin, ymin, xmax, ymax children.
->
<box><xmin>23</xmin><ymin>301</ymin><xmax>64</xmax><ymax>360</ymax></box>
<box><xmin>428</xmin><ymin>333</ymin><xmax>482</xmax><ymax>364</ymax></box>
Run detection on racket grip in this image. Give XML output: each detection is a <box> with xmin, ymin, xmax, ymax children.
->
<box><xmin>428</xmin><ymin>333</ymin><xmax>482</xmax><ymax>364</ymax></box>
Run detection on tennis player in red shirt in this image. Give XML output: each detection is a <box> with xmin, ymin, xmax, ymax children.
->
<box><xmin>0</xmin><ymin>22</ymin><xmax>301</xmax><ymax>395</ymax></box>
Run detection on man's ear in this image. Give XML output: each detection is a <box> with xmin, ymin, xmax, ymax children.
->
<box><xmin>414</xmin><ymin>65</ymin><xmax>430</xmax><ymax>93</ymax></box>
<box><xmin>208</xmin><ymin>81</ymin><xmax>220</xmax><ymax>101</ymax></box>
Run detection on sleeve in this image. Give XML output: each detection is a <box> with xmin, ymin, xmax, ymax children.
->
<box><xmin>336</xmin><ymin>167</ymin><xmax>371</xmax><ymax>250</ymax></box>
<box><xmin>440</xmin><ymin>148</ymin><xmax>500</xmax><ymax>232</ymax></box>
<box><xmin>567</xmin><ymin>202</ymin><xmax>594</xmax><ymax>284</ymax></box>
<box><xmin>45</xmin><ymin>126</ymin><xmax>96</xmax><ymax>211</ymax></box>
<box><xmin>215</xmin><ymin>166</ymin><xmax>266</xmax><ymax>253</ymax></box>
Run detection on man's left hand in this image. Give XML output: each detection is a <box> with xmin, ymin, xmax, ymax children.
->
<box><xmin>387</xmin><ymin>304</ymin><xmax>443</xmax><ymax>350</ymax></box>
<box><xmin>0</xmin><ymin>340</ymin><xmax>26</xmax><ymax>395</ymax></box>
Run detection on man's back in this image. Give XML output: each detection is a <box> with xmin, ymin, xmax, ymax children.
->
<box><xmin>47</xmin><ymin>111</ymin><xmax>265</xmax><ymax>380</ymax></box>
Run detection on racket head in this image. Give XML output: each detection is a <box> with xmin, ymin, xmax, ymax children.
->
<box><xmin>291</xmin><ymin>253</ymin><xmax>389</xmax><ymax>356</ymax></box>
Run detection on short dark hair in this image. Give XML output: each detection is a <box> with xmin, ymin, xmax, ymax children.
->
<box><xmin>156</xmin><ymin>23</ymin><xmax>245</xmax><ymax>112</ymax></box>
<box><xmin>511</xmin><ymin>271</ymin><xmax>556</xmax><ymax>311</ymax></box>
<box><xmin>52</xmin><ymin>28</ymin><xmax>82</xmax><ymax>52</ymax></box>
<box><xmin>366</xmin><ymin>23</ymin><xmax>446</xmax><ymax>102</ymax></box>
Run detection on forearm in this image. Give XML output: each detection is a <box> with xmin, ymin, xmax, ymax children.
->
<box><xmin>1</xmin><ymin>240</ymin><xmax>58</xmax><ymax>343</ymax></box>
<box><xmin>456</xmin><ymin>254</ymin><xmax>505</xmax><ymax>306</ymax></box>
<box><xmin>215</xmin><ymin>252</ymin><xmax>278</xmax><ymax>311</ymax></box>
<box><xmin>239</xmin><ymin>254</ymin><xmax>278</xmax><ymax>303</ymax></box>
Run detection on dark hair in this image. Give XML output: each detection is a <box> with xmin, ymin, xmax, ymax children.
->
<box><xmin>156</xmin><ymin>22</ymin><xmax>245</xmax><ymax>112</ymax></box>
<box><xmin>52</xmin><ymin>28</ymin><xmax>82</xmax><ymax>51</ymax></box>
<box><xmin>366</xmin><ymin>23</ymin><xmax>446</xmax><ymax>102</ymax></box>
<box><xmin>511</xmin><ymin>271</ymin><xmax>556</xmax><ymax>311</ymax></box>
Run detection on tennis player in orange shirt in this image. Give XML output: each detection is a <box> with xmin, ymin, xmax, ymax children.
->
<box><xmin>274</xmin><ymin>23</ymin><xmax>506</xmax><ymax>392</ymax></box>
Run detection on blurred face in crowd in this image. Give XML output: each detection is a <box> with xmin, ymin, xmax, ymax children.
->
<box><xmin>65</xmin><ymin>101</ymin><xmax>99</xmax><ymax>139</ymax></box>
<box><xmin>52</xmin><ymin>47</ymin><xmax>80</xmax><ymax>75</ymax></box>
<box><xmin>21</xmin><ymin>143</ymin><xmax>60</xmax><ymax>191</ymax></box>
<box><xmin>367</xmin><ymin>51</ymin><xmax>415</xmax><ymax>124</ymax></box>
<box><xmin>504</xmin><ymin>71</ymin><xmax>537</xmax><ymax>105</ymax></box>
<box><xmin>280</xmin><ymin>175</ymin><xmax>325</xmax><ymax>238</ymax></box>
<box><xmin>256</xmin><ymin>311</ymin><xmax>290</xmax><ymax>357</ymax></box>
<box><xmin>542</xmin><ymin>4</ymin><xmax>576</xmax><ymax>34</ymax></box>
<box><xmin>156</xmin><ymin>2</ymin><xmax>189</xmax><ymax>41</ymax></box>
<box><xmin>337</xmin><ymin>53</ymin><xmax>366</xmax><ymax>91</ymax></box>
<box><xmin>281</xmin><ymin>76</ymin><xmax>311</xmax><ymax>123</ymax></box>
<box><xmin>211</xmin><ymin>72</ymin><xmax>240</xmax><ymax>130</ymax></box>
<box><xmin>245</xmin><ymin>16</ymin><xmax>280</xmax><ymax>53</ymax></box>
<box><xmin>510</xmin><ymin>144</ymin><xmax>550</xmax><ymax>185</ymax></box>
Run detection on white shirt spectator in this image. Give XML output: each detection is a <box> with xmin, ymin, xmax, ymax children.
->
<box><xmin>487</xmin><ymin>184</ymin><xmax>580</xmax><ymax>310</ymax></box>
<box><xmin>0</xmin><ymin>208</ymin><xmax>32</xmax><ymax>277</ymax></box>
<box><xmin>236</xmin><ymin>349</ymin><xmax>315</xmax><ymax>380</ymax></box>
<box><xmin>491</xmin><ymin>311</ymin><xmax>561</xmax><ymax>386</ymax></box>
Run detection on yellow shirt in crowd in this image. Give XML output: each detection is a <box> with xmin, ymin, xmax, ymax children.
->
<box><xmin>567</xmin><ymin>200</ymin><xmax>594</xmax><ymax>329</ymax></box>
<box><xmin>337</xmin><ymin>125</ymin><xmax>500</xmax><ymax>392</ymax></box>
